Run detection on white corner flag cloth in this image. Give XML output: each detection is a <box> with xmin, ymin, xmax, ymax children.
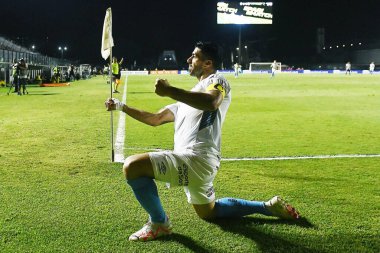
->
<box><xmin>101</xmin><ymin>7</ymin><xmax>114</xmax><ymax>60</ymax></box>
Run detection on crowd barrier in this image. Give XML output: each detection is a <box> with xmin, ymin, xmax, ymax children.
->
<box><xmin>120</xmin><ymin>69</ymin><xmax>380</xmax><ymax>76</ymax></box>
<box><xmin>121</xmin><ymin>70</ymin><xmax>188</xmax><ymax>75</ymax></box>
<box><xmin>120</xmin><ymin>70</ymin><xmax>149</xmax><ymax>75</ymax></box>
<box><xmin>242</xmin><ymin>70</ymin><xmax>380</xmax><ymax>74</ymax></box>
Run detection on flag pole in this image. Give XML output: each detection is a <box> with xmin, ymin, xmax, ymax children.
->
<box><xmin>101</xmin><ymin>7</ymin><xmax>115</xmax><ymax>162</ymax></box>
<box><xmin>110</xmin><ymin>47</ymin><xmax>114</xmax><ymax>162</ymax></box>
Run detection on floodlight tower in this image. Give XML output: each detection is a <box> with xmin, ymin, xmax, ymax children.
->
<box><xmin>244</xmin><ymin>45</ymin><xmax>248</xmax><ymax>68</ymax></box>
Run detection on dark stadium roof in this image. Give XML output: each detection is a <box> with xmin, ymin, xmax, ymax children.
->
<box><xmin>0</xmin><ymin>36</ymin><xmax>35</xmax><ymax>53</ymax></box>
<box><xmin>2</xmin><ymin>0</ymin><xmax>380</xmax><ymax>65</ymax></box>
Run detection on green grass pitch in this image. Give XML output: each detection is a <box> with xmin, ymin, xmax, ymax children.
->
<box><xmin>0</xmin><ymin>73</ymin><xmax>379</xmax><ymax>252</ymax></box>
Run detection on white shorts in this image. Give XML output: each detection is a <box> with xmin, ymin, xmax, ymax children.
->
<box><xmin>149</xmin><ymin>150</ymin><xmax>220</xmax><ymax>205</ymax></box>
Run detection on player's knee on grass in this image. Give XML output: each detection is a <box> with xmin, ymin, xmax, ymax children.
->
<box><xmin>193</xmin><ymin>202</ymin><xmax>216</xmax><ymax>220</ymax></box>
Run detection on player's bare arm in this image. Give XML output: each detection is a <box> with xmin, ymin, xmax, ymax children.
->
<box><xmin>155</xmin><ymin>78</ymin><xmax>223</xmax><ymax>111</ymax></box>
<box><xmin>105</xmin><ymin>98</ymin><xmax>174</xmax><ymax>126</ymax></box>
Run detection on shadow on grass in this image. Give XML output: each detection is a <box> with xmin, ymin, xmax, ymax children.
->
<box><xmin>207</xmin><ymin>217</ymin><xmax>322</xmax><ymax>253</ymax></box>
<box><xmin>160</xmin><ymin>233</ymin><xmax>214</xmax><ymax>253</ymax></box>
<box><xmin>158</xmin><ymin>217</ymin><xmax>317</xmax><ymax>253</ymax></box>
<box><xmin>26</xmin><ymin>93</ymin><xmax>60</xmax><ymax>96</ymax></box>
<box><xmin>232</xmin><ymin>216</ymin><xmax>315</xmax><ymax>228</ymax></box>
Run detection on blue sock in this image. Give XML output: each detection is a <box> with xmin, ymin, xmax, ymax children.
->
<box><xmin>214</xmin><ymin>198</ymin><xmax>271</xmax><ymax>218</ymax></box>
<box><xmin>127</xmin><ymin>177</ymin><xmax>166</xmax><ymax>223</ymax></box>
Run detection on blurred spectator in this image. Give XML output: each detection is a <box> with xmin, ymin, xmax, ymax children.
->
<box><xmin>68</xmin><ymin>65</ymin><xmax>75</xmax><ymax>81</ymax></box>
<box><xmin>52</xmin><ymin>66</ymin><xmax>60</xmax><ymax>83</ymax></box>
<box><xmin>17</xmin><ymin>58</ymin><xmax>28</xmax><ymax>95</ymax></box>
<box><xmin>11</xmin><ymin>59</ymin><xmax>19</xmax><ymax>93</ymax></box>
<box><xmin>112</xmin><ymin>57</ymin><xmax>123</xmax><ymax>93</ymax></box>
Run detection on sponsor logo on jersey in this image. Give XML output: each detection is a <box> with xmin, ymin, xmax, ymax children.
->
<box><xmin>206</xmin><ymin>186</ymin><xmax>215</xmax><ymax>197</ymax></box>
<box><xmin>178</xmin><ymin>163</ymin><xmax>189</xmax><ymax>186</ymax></box>
<box><xmin>158</xmin><ymin>162</ymin><xmax>167</xmax><ymax>175</ymax></box>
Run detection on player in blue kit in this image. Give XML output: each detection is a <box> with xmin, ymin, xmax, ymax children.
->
<box><xmin>105</xmin><ymin>42</ymin><xmax>300</xmax><ymax>242</ymax></box>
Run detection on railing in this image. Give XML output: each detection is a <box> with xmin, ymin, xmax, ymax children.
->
<box><xmin>0</xmin><ymin>49</ymin><xmax>72</xmax><ymax>84</ymax></box>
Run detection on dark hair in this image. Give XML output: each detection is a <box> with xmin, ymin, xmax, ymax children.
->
<box><xmin>195</xmin><ymin>41</ymin><xmax>221</xmax><ymax>70</ymax></box>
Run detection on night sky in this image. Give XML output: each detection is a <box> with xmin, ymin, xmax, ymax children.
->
<box><xmin>1</xmin><ymin>0</ymin><xmax>380</xmax><ymax>67</ymax></box>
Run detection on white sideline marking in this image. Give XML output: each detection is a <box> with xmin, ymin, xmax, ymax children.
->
<box><xmin>222</xmin><ymin>154</ymin><xmax>380</xmax><ymax>161</ymax></box>
<box><xmin>114</xmin><ymin>76</ymin><xmax>128</xmax><ymax>163</ymax></box>
<box><xmin>115</xmin><ymin>143</ymin><xmax>380</xmax><ymax>163</ymax></box>
<box><xmin>123</xmin><ymin>146</ymin><xmax>165</xmax><ymax>152</ymax></box>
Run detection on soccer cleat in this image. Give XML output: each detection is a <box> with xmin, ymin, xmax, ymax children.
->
<box><xmin>129</xmin><ymin>217</ymin><xmax>172</xmax><ymax>242</ymax></box>
<box><xmin>265</xmin><ymin>196</ymin><xmax>300</xmax><ymax>219</ymax></box>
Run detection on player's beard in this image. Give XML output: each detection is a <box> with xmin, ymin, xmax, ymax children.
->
<box><xmin>188</xmin><ymin>64</ymin><xmax>202</xmax><ymax>78</ymax></box>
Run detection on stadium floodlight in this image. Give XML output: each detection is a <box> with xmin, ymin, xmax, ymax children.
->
<box><xmin>58</xmin><ymin>46</ymin><xmax>68</xmax><ymax>59</ymax></box>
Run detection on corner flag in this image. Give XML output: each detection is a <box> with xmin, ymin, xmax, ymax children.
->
<box><xmin>102</xmin><ymin>7</ymin><xmax>115</xmax><ymax>162</ymax></box>
<box><xmin>101</xmin><ymin>7</ymin><xmax>114</xmax><ymax>60</ymax></box>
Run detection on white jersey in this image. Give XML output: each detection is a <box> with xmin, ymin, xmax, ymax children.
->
<box><xmin>166</xmin><ymin>73</ymin><xmax>231</xmax><ymax>155</ymax></box>
<box><xmin>370</xmin><ymin>63</ymin><xmax>375</xmax><ymax>71</ymax></box>
<box><xmin>271</xmin><ymin>63</ymin><xmax>277</xmax><ymax>71</ymax></box>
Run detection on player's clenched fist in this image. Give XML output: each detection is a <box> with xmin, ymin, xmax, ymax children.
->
<box><xmin>155</xmin><ymin>78</ymin><xmax>172</xmax><ymax>97</ymax></box>
<box><xmin>105</xmin><ymin>98</ymin><xmax>125</xmax><ymax>111</ymax></box>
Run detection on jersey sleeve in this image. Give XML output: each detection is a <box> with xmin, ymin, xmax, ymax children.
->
<box><xmin>165</xmin><ymin>103</ymin><xmax>179</xmax><ymax>118</ymax></box>
<box><xmin>206</xmin><ymin>76</ymin><xmax>231</xmax><ymax>98</ymax></box>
